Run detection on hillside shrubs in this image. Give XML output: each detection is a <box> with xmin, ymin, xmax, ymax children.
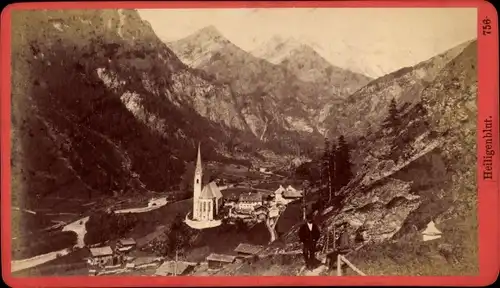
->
<box><xmin>84</xmin><ymin>211</ymin><xmax>139</xmax><ymax>245</ymax></box>
<box><xmin>12</xmin><ymin>230</ymin><xmax>77</xmax><ymax>260</ymax></box>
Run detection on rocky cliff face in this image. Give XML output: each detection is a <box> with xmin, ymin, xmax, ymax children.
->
<box><xmin>167</xmin><ymin>27</ymin><xmax>334</xmax><ymax>144</ymax></box>
<box><xmin>283</xmin><ymin>40</ymin><xmax>478</xmax><ymax>275</ymax></box>
<box><xmin>10</xmin><ymin>9</ymin><xmax>260</xmax><ymax>209</ymax></box>
<box><xmin>252</xmin><ymin>35</ymin><xmax>372</xmax><ymax>98</ymax></box>
<box><xmin>321</xmin><ymin>40</ymin><xmax>474</xmax><ymax>140</ymax></box>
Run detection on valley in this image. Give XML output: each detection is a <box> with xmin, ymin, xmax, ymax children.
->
<box><xmin>9</xmin><ymin>8</ymin><xmax>479</xmax><ymax>278</ymax></box>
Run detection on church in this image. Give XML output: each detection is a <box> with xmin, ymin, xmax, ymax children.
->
<box><xmin>192</xmin><ymin>144</ymin><xmax>223</xmax><ymax>221</ymax></box>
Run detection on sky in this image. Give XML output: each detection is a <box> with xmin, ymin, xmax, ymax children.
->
<box><xmin>138</xmin><ymin>8</ymin><xmax>477</xmax><ymax>78</ymax></box>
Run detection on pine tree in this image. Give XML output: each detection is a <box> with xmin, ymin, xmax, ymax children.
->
<box><xmin>165</xmin><ymin>213</ymin><xmax>192</xmax><ymax>258</ymax></box>
<box><xmin>384</xmin><ymin>98</ymin><xmax>400</xmax><ymax>128</ymax></box>
<box><xmin>329</xmin><ymin>141</ymin><xmax>337</xmax><ymax>199</ymax></box>
<box><xmin>335</xmin><ymin>135</ymin><xmax>353</xmax><ymax>189</ymax></box>
<box><xmin>321</xmin><ymin>137</ymin><xmax>331</xmax><ymax>196</ymax></box>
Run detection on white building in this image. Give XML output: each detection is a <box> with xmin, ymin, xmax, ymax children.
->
<box><xmin>237</xmin><ymin>192</ymin><xmax>263</xmax><ymax>212</ymax></box>
<box><xmin>192</xmin><ymin>144</ymin><xmax>223</xmax><ymax>221</ymax></box>
<box><xmin>274</xmin><ymin>185</ymin><xmax>285</xmax><ymax>201</ymax></box>
<box><xmin>422</xmin><ymin>220</ymin><xmax>442</xmax><ymax>242</ymax></box>
<box><xmin>283</xmin><ymin>185</ymin><xmax>303</xmax><ymax>199</ymax></box>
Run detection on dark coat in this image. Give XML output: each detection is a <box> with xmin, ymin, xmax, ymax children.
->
<box><xmin>298</xmin><ymin>222</ymin><xmax>321</xmax><ymax>247</ymax></box>
<box><xmin>337</xmin><ymin>231</ymin><xmax>350</xmax><ymax>250</ymax></box>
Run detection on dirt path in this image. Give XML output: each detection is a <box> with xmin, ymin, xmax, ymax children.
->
<box><xmin>12</xmin><ymin>196</ymin><xmax>174</xmax><ymax>273</ymax></box>
<box><xmin>62</xmin><ymin>216</ymin><xmax>90</xmax><ymax>248</ymax></box>
<box><xmin>11</xmin><ymin>248</ymin><xmax>71</xmax><ymax>273</ymax></box>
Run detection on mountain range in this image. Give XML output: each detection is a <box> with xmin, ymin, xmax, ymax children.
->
<box><xmin>252</xmin><ymin>35</ymin><xmax>372</xmax><ymax>98</ymax></box>
<box><xmin>167</xmin><ymin>26</ymin><xmax>372</xmax><ymax>138</ymax></box>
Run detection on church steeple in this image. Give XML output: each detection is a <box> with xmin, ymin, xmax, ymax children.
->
<box><xmin>193</xmin><ymin>142</ymin><xmax>203</xmax><ymax>221</ymax></box>
<box><xmin>195</xmin><ymin>142</ymin><xmax>202</xmax><ymax>175</ymax></box>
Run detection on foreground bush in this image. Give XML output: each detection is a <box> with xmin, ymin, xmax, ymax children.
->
<box><xmin>12</xmin><ymin>230</ymin><xmax>77</xmax><ymax>260</ymax></box>
<box><xmin>84</xmin><ymin>211</ymin><xmax>139</xmax><ymax>245</ymax></box>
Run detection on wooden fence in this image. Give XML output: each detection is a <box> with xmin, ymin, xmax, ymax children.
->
<box><xmin>336</xmin><ymin>254</ymin><xmax>366</xmax><ymax>276</ymax></box>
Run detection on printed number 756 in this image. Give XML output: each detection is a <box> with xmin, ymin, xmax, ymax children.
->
<box><xmin>483</xmin><ymin>18</ymin><xmax>491</xmax><ymax>35</ymax></box>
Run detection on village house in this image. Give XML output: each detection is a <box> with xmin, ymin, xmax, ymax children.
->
<box><xmin>133</xmin><ymin>256</ymin><xmax>163</xmax><ymax>269</ymax></box>
<box><xmin>273</xmin><ymin>185</ymin><xmax>286</xmax><ymax>203</ymax></box>
<box><xmin>116</xmin><ymin>238</ymin><xmax>136</xmax><ymax>254</ymax></box>
<box><xmin>283</xmin><ymin>185</ymin><xmax>303</xmax><ymax>199</ymax></box>
<box><xmin>237</xmin><ymin>192</ymin><xmax>263</xmax><ymax>212</ymax></box>
<box><xmin>422</xmin><ymin>220</ymin><xmax>442</xmax><ymax>241</ymax></box>
<box><xmin>223</xmin><ymin>200</ymin><xmax>236</xmax><ymax>208</ymax></box>
<box><xmin>88</xmin><ymin>246</ymin><xmax>114</xmax><ymax>267</ymax></box>
<box><xmin>234</xmin><ymin>243</ymin><xmax>264</xmax><ymax>259</ymax></box>
<box><xmin>155</xmin><ymin>261</ymin><xmax>194</xmax><ymax>276</ymax></box>
<box><xmin>206</xmin><ymin>253</ymin><xmax>236</xmax><ymax>270</ymax></box>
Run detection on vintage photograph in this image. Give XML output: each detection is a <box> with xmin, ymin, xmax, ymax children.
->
<box><xmin>9</xmin><ymin>6</ymin><xmax>478</xmax><ymax>277</ymax></box>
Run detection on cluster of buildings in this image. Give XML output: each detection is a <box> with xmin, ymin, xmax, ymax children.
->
<box><xmin>223</xmin><ymin>184</ymin><xmax>303</xmax><ymax>223</ymax></box>
<box><xmin>152</xmin><ymin>243</ymin><xmax>266</xmax><ymax>276</ymax></box>
<box><xmin>87</xmin><ymin>238</ymin><xmax>138</xmax><ymax>275</ymax></box>
<box><xmin>186</xmin><ymin>143</ymin><xmax>305</xmax><ymax>228</ymax></box>
<box><xmin>87</xmin><ymin>233</ymin><xmax>269</xmax><ymax>276</ymax></box>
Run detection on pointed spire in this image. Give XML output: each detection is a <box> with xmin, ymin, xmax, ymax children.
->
<box><xmin>195</xmin><ymin>142</ymin><xmax>202</xmax><ymax>174</ymax></box>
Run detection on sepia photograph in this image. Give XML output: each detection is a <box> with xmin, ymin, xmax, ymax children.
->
<box><xmin>5</xmin><ymin>3</ymin><xmax>487</xmax><ymax>280</ymax></box>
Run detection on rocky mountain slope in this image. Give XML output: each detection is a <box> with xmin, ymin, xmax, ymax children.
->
<box><xmin>10</xmin><ymin>9</ymin><xmax>268</xmax><ymax>214</ymax></box>
<box><xmin>167</xmin><ymin>26</ymin><xmax>343</xmax><ymax>142</ymax></box>
<box><xmin>321</xmin><ymin>39</ymin><xmax>474</xmax><ymax>140</ymax></box>
<box><xmin>252</xmin><ymin>35</ymin><xmax>372</xmax><ymax>98</ymax></box>
<box><xmin>282</xmin><ymin>40</ymin><xmax>478</xmax><ymax>276</ymax></box>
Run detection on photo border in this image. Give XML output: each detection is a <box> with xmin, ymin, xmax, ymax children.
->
<box><xmin>1</xmin><ymin>1</ymin><xmax>498</xmax><ymax>286</ymax></box>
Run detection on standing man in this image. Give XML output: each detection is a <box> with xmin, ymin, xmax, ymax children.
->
<box><xmin>337</xmin><ymin>223</ymin><xmax>351</xmax><ymax>254</ymax></box>
<box><xmin>298</xmin><ymin>213</ymin><xmax>321</xmax><ymax>270</ymax></box>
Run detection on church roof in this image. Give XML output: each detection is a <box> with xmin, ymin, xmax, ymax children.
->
<box><xmin>200</xmin><ymin>181</ymin><xmax>223</xmax><ymax>199</ymax></box>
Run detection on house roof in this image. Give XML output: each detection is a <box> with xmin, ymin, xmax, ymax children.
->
<box><xmin>422</xmin><ymin>220</ymin><xmax>442</xmax><ymax>236</ymax></box>
<box><xmin>117</xmin><ymin>246</ymin><xmax>134</xmax><ymax>252</ymax></box>
<box><xmin>283</xmin><ymin>187</ymin><xmax>302</xmax><ymax>198</ymax></box>
<box><xmin>155</xmin><ymin>261</ymin><xmax>191</xmax><ymax>276</ymax></box>
<box><xmin>206</xmin><ymin>253</ymin><xmax>236</xmax><ymax>263</ymax></box>
<box><xmin>234</xmin><ymin>243</ymin><xmax>264</xmax><ymax>255</ymax></box>
<box><xmin>90</xmin><ymin>246</ymin><xmax>113</xmax><ymax>257</ymax></box>
<box><xmin>118</xmin><ymin>238</ymin><xmax>136</xmax><ymax>246</ymax></box>
<box><xmin>239</xmin><ymin>192</ymin><xmax>262</xmax><ymax>203</ymax></box>
<box><xmin>134</xmin><ymin>256</ymin><xmax>162</xmax><ymax>266</ymax></box>
<box><xmin>274</xmin><ymin>185</ymin><xmax>285</xmax><ymax>194</ymax></box>
<box><xmin>200</xmin><ymin>181</ymin><xmax>223</xmax><ymax>199</ymax></box>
